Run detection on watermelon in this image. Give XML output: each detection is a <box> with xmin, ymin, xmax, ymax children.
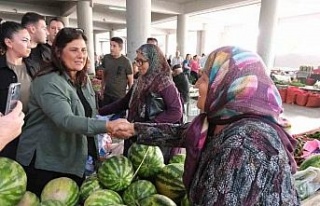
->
<box><xmin>128</xmin><ymin>143</ymin><xmax>165</xmax><ymax>178</ymax></box>
<box><xmin>84</xmin><ymin>189</ymin><xmax>123</xmax><ymax>206</ymax></box>
<box><xmin>169</xmin><ymin>154</ymin><xmax>186</xmax><ymax>164</ymax></box>
<box><xmin>98</xmin><ymin>155</ymin><xmax>134</xmax><ymax>191</ymax></box>
<box><xmin>80</xmin><ymin>175</ymin><xmax>101</xmax><ymax>203</ymax></box>
<box><xmin>139</xmin><ymin>194</ymin><xmax>177</xmax><ymax>206</ymax></box>
<box><xmin>181</xmin><ymin>194</ymin><xmax>191</xmax><ymax>206</ymax></box>
<box><xmin>0</xmin><ymin>157</ymin><xmax>27</xmax><ymax>206</ymax></box>
<box><xmin>155</xmin><ymin>163</ymin><xmax>186</xmax><ymax>202</ymax></box>
<box><xmin>300</xmin><ymin>154</ymin><xmax>320</xmax><ymax>170</ymax></box>
<box><xmin>41</xmin><ymin>177</ymin><xmax>79</xmax><ymax>206</ymax></box>
<box><xmin>17</xmin><ymin>191</ymin><xmax>40</xmax><ymax>206</ymax></box>
<box><xmin>40</xmin><ymin>199</ymin><xmax>64</xmax><ymax>206</ymax></box>
<box><xmin>122</xmin><ymin>180</ymin><xmax>157</xmax><ymax>205</ymax></box>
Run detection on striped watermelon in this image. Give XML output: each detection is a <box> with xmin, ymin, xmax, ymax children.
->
<box><xmin>139</xmin><ymin>194</ymin><xmax>177</xmax><ymax>206</ymax></box>
<box><xmin>169</xmin><ymin>154</ymin><xmax>186</xmax><ymax>164</ymax></box>
<box><xmin>122</xmin><ymin>180</ymin><xmax>157</xmax><ymax>205</ymax></box>
<box><xmin>84</xmin><ymin>189</ymin><xmax>123</xmax><ymax>206</ymax></box>
<box><xmin>40</xmin><ymin>199</ymin><xmax>65</xmax><ymax>206</ymax></box>
<box><xmin>98</xmin><ymin>155</ymin><xmax>134</xmax><ymax>191</ymax></box>
<box><xmin>17</xmin><ymin>191</ymin><xmax>40</xmax><ymax>206</ymax></box>
<box><xmin>155</xmin><ymin>163</ymin><xmax>186</xmax><ymax>202</ymax></box>
<box><xmin>41</xmin><ymin>177</ymin><xmax>79</xmax><ymax>206</ymax></box>
<box><xmin>128</xmin><ymin>143</ymin><xmax>165</xmax><ymax>178</ymax></box>
<box><xmin>80</xmin><ymin>175</ymin><xmax>101</xmax><ymax>203</ymax></box>
<box><xmin>181</xmin><ymin>194</ymin><xmax>191</xmax><ymax>206</ymax></box>
<box><xmin>0</xmin><ymin>157</ymin><xmax>27</xmax><ymax>206</ymax></box>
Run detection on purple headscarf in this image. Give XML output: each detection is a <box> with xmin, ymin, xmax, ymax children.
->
<box><xmin>128</xmin><ymin>44</ymin><xmax>173</xmax><ymax>122</ymax></box>
<box><xmin>183</xmin><ymin>46</ymin><xmax>297</xmax><ymax>190</ymax></box>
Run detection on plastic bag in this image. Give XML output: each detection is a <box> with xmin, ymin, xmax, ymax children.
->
<box><xmin>294</xmin><ymin>167</ymin><xmax>320</xmax><ymax>200</ymax></box>
<box><xmin>96</xmin><ymin>115</ymin><xmax>113</xmax><ymax>160</ymax></box>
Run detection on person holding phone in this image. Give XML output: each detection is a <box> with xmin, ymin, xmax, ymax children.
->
<box><xmin>0</xmin><ymin>21</ymin><xmax>36</xmax><ymax>159</ymax></box>
<box><xmin>0</xmin><ymin>101</ymin><xmax>24</xmax><ymax>151</ymax></box>
<box><xmin>16</xmin><ymin>28</ymin><xmax>119</xmax><ymax>197</ymax></box>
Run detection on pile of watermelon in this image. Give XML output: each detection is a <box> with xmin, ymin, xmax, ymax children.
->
<box><xmin>80</xmin><ymin>143</ymin><xmax>190</xmax><ymax>206</ymax></box>
<box><xmin>0</xmin><ymin>143</ymin><xmax>190</xmax><ymax>206</ymax></box>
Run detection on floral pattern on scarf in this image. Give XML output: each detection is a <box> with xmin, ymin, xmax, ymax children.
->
<box><xmin>183</xmin><ymin>46</ymin><xmax>297</xmax><ymax>189</ymax></box>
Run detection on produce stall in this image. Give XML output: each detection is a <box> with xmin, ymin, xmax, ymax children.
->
<box><xmin>0</xmin><ymin>144</ymin><xmax>189</xmax><ymax>206</ymax></box>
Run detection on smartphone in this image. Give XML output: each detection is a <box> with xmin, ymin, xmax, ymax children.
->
<box><xmin>5</xmin><ymin>83</ymin><xmax>21</xmax><ymax>115</ymax></box>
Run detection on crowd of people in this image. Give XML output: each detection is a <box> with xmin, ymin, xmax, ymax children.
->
<box><xmin>0</xmin><ymin>12</ymin><xmax>301</xmax><ymax>205</ymax></box>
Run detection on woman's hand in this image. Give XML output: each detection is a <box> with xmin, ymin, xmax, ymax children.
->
<box><xmin>107</xmin><ymin>118</ymin><xmax>135</xmax><ymax>138</ymax></box>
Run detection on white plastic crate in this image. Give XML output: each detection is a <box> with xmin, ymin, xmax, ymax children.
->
<box><xmin>187</xmin><ymin>99</ymin><xmax>200</xmax><ymax>116</ymax></box>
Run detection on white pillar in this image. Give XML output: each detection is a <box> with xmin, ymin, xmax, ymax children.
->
<box><xmin>77</xmin><ymin>1</ymin><xmax>95</xmax><ymax>74</ymax></box>
<box><xmin>200</xmin><ymin>30</ymin><xmax>206</xmax><ymax>55</ymax></box>
<box><xmin>196</xmin><ymin>31</ymin><xmax>201</xmax><ymax>55</ymax></box>
<box><xmin>93</xmin><ymin>31</ymin><xmax>98</xmax><ymax>54</ymax></box>
<box><xmin>165</xmin><ymin>34</ymin><xmax>170</xmax><ymax>55</ymax></box>
<box><xmin>176</xmin><ymin>14</ymin><xmax>188</xmax><ymax>57</ymax></box>
<box><xmin>126</xmin><ymin>0</ymin><xmax>151</xmax><ymax>61</ymax></box>
<box><xmin>257</xmin><ymin>0</ymin><xmax>279</xmax><ymax>69</ymax></box>
<box><xmin>109</xmin><ymin>30</ymin><xmax>115</xmax><ymax>39</ymax></box>
<box><xmin>60</xmin><ymin>16</ymin><xmax>69</xmax><ymax>27</ymax></box>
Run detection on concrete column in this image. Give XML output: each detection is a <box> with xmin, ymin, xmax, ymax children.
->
<box><xmin>200</xmin><ymin>30</ymin><xmax>206</xmax><ymax>55</ymax></box>
<box><xmin>60</xmin><ymin>16</ymin><xmax>69</xmax><ymax>27</ymax></box>
<box><xmin>126</xmin><ymin>0</ymin><xmax>151</xmax><ymax>61</ymax></box>
<box><xmin>165</xmin><ymin>34</ymin><xmax>170</xmax><ymax>55</ymax></box>
<box><xmin>93</xmin><ymin>31</ymin><xmax>98</xmax><ymax>54</ymax></box>
<box><xmin>196</xmin><ymin>31</ymin><xmax>201</xmax><ymax>55</ymax></box>
<box><xmin>257</xmin><ymin>0</ymin><xmax>279</xmax><ymax>69</ymax></box>
<box><xmin>77</xmin><ymin>1</ymin><xmax>95</xmax><ymax>73</ymax></box>
<box><xmin>176</xmin><ymin>14</ymin><xmax>188</xmax><ymax>57</ymax></box>
<box><xmin>109</xmin><ymin>30</ymin><xmax>115</xmax><ymax>39</ymax></box>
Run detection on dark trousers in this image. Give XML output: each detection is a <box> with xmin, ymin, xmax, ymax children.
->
<box><xmin>190</xmin><ymin>71</ymin><xmax>199</xmax><ymax>84</ymax></box>
<box><xmin>23</xmin><ymin>157</ymin><xmax>85</xmax><ymax>197</ymax></box>
<box><xmin>0</xmin><ymin>137</ymin><xmax>19</xmax><ymax>160</ymax></box>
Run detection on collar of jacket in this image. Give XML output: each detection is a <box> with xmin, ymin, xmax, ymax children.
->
<box><xmin>0</xmin><ymin>54</ymin><xmax>8</xmax><ymax>69</ymax></box>
<box><xmin>0</xmin><ymin>54</ymin><xmax>39</xmax><ymax>78</ymax></box>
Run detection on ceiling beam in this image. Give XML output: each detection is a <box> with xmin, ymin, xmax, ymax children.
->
<box><xmin>0</xmin><ymin>1</ymin><xmax>59</xmax><ymax>16</ymax></box>
<box><xmin>151</xmin><ymin>0</ymin><xmax>182</xmax><ymax>14</ymax></box>
<box><xmin>93</xmin><ymin>0</ymin><xmax>126</xmax><ymax>8</ymax></box>
<box><xmin>60</xmin><ymin>1</ymin><xmax>77</xmax><ymax>17</ymax></box>
<box><xmin>93</xmin><ymin>0</ymin><xmax>181</xmax><ymax>14</ymax></box>
<box><xmin>0</xmin><ymin>12</ymin><xmax>23</xmax><ymax>22</ymax></box>
<box><xmin>183</xmin><ymin>0</ymin><xmax>260</xmax><ymax>15</ymax></box>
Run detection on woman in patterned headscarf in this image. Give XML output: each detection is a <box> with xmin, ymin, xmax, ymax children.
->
<box><xmin>111</xmin><ymin>46</ymin><xmax>300</xmax><ymax>205</ymax></box>
<box><xmin>99</xmin><ymin>44</ymin><xmax>183</xmax><ymax>161</ymax></box>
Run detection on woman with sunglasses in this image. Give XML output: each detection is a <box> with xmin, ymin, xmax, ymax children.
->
<box><xmin>110</xmin><ymin>46</ymin><xmax>300</xmax><ymax>205</ymax></box>
<box><xmin>16</xmin><ymin>28</ymin><xmax>119</xmax><ymax>196</ymax></box>
<box><xmin>99</xmin><ymin>44</ymin><xmax>183</xmax><ymax>163</ymax></box>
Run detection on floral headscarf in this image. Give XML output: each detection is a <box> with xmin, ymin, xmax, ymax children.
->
<box><xmin>128</xmin><ymin>44</ymin><xmax>173</xmax><ymax>121</ymax></box>
<box><xmin>183</xmin><ymin>46</ymin><xmax>297</xmax><ymax>189</ymax></box>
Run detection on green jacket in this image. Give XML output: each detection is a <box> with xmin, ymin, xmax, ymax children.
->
<box><xmin>16</xmin><ymin>71</ymin><xmax>107</xmax><ymax>177</ymax></box>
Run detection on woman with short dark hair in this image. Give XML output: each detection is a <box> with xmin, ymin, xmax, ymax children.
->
<box><xmin>16</xmin><ymin>28</ymin><xmax>116</xmax><ymax>196</ymax></box>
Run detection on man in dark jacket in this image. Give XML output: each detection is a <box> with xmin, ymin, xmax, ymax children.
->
<box><xmin>22</xmin><ymin>12</ymin><xmax>51</xmax><ymax>67</ymax></box>
<box><xmin>172</xmin><ymin>64</ymin><xmax>190</xmax><ymax>105</ymax></box>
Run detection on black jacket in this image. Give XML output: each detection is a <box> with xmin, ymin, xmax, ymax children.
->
<box><xmin>26</xmin><ymin>43</ymin><xmax>51</xmax><ymax>69</ymax></box>
<box><xmin>0</xmin><ymin>54</ymin><xmax>40</xmax><ymax>114</ymax></box>
<box><xmin>0</xmin><ymin>54</ymin><xmax>40</xmax><ymax>159</ymax></box>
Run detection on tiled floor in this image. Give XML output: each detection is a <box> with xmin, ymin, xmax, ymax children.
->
<box><xmin>282</xmin><ymin>103</ymin><xmax>320</xmax><ymax>135</ymax></box>
<box><xmin>186</xmin><ymin>102</ymin><xmax>320</xmax><ymax>135</ymax></box>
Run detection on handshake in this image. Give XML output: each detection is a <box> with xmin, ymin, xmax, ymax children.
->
<box><xmin>106</xmin><ymin>118</ymin><xmax>136</xmax><ymax>138</ymax></box>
